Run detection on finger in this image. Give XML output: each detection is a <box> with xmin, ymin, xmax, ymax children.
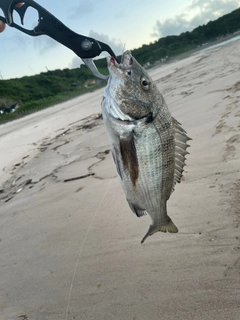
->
<box><xmin>0</xmin><ymin>3</ymin><xmax>24</xmax><ymax>33</ymax></box>
<box><xmin>15</xmin><ymin>2</ymin><xmax>24</xmax><ymax>8</ymax></box>
<box><xmin>0</xmin><ymin>21</ymin><xmax>6</xmax><ymax>33</ymax></box>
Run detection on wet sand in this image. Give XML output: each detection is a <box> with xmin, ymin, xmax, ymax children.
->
<box><xmin>0</xmin><ymin>39</ymin><xmax>240</xmax><ymax>320</ymax></box>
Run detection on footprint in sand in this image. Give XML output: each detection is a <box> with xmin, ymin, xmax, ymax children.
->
<box><xmin>226</xmin><ymin>134</ymin><xmax>240</xmax><ymax>144</ymax></box>
<box><xmin>231</xmin><ymin>81</ymin><xmax>240</xmax><ymax>93</ymax></box>
<box><xmin>223</xmin><ymin>134</ymin><xmax>240</xmax><ymax>161</ymax></box>
<box><xmin>214</xmin><ymin>120</ymin><xmax>227</xmax><ymax>135</ymax></box>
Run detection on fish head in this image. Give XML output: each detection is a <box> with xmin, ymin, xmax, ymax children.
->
<box><xmin>105</xmin><ymin>51</ymin><xmax>160</xmax><ymax>121</ymax></box>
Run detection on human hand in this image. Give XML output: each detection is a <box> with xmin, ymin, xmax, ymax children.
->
<box><xmin>0</xmin><ymin>2</ymin><xmax>24</xmax><ymax>32</ymax></box>
<box><xmin>0</xmin><ymin>21</ymin><xmax>6</xmax><ymax>33</ymax></box>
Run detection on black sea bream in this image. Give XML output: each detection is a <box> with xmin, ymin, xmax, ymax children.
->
<box><xmin>102</xmin><ymin>51</ymin><xmax>191</xmax><ymax>243</ymax></box>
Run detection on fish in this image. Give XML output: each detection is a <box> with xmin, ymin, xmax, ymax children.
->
<box><xmin>101</xmin><ymin>51</ymin><xmax>191</xmax><ymax>243</ymax></box>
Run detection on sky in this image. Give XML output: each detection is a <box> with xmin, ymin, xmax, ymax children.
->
<box><xmin>0</xmin><ymin>0</ymin><xmax>239</xmax><ymax>79</ymax></box>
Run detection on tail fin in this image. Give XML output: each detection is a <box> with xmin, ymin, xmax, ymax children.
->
<box><xmin>141</xmin><ymin>219</ymin><xmax>178</xmax><ymax>244</ymax></box>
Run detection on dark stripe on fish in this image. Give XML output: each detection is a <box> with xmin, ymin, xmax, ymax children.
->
<box><xmin>120</xmin><ymin>131</ymin><xmax>139</xmax><ymax>186</ymax></box>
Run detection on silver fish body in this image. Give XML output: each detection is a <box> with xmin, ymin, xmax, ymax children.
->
<box><xmin>102</xmin><ymin>51</ymin><xmax>190</xmax><ymax>243</ymax></box>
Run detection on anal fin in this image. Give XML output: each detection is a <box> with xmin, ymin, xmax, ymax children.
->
<box><xmin>128</xmin><ymin>201</ymin><xmax>147</xmax><ymax>217</ymax></box>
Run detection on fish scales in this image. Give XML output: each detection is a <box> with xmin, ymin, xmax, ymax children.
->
<box><xmin>102</xmin><ymin>51</ymin><xmax>191</xmax><ymax>243</ymax></box>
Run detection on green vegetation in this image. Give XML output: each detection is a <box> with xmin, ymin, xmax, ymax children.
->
<box><xmin>0</xmin><ymin>64</ymin><xmax>107</xmax><ymax>123</ymax></box>
<box><xmin>131</xmin><ymin>7</ymin><xmax>240</xmax><ymax>65</ymax></box>
<box><xmin>1</xmin><ymin>7</ymin><xmax>240</xmax><ymax>124</ymax></box>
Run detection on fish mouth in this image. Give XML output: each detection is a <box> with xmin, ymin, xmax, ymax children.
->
<box><xmin>109</xmin><ymin>56</ymin><xmax>120</xmax><ymax>69</ymax></box>
<box><xmin>109</xmin><ymin>51</ymin><xmax>133</xmax><ymax>72</ymax></box>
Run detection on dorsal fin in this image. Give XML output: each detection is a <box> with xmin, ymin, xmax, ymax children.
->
<box><xmin>171</xmin><ymin>117</ymin><xmax>191</xmax><ymax>193</ymax></box>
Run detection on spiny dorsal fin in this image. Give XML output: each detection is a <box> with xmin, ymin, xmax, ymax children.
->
<box><xmin>171</xmin><ymin>117</ymin><xmax>191</xmax><ymax>193</ymax></box>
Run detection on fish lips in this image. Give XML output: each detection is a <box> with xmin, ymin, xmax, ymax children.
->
<box><xmin>107</xmin><ymin>51</ymin><xmax>133</xmax><ymax>76</ymax></box>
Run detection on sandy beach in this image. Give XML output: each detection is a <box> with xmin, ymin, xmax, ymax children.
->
<box><xmin>0</xmin><ymin>39</ymin><xmax>240</xmax><ymax>320</ymax></box>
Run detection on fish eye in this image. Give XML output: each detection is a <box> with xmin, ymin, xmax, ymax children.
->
<box><xmin>141</xmin><ymin>78</ymin><xmax>150</xmax><ymax>90</ymax></box>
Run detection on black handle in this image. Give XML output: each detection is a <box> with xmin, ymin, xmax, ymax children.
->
<box><xmin>0</xmin><ymin>0</ymin><xmax>117</xmax><ymax>60</ymax></box>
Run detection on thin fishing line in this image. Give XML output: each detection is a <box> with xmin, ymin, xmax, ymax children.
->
<box><xmin>65</xmin><ymin>178</ymin><xmax>113</xmax><ymax>320</ymax></box>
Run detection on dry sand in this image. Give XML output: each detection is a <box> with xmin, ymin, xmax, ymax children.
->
<box><xmin>0</xmin><ymin>39</ymin><xmax>240</xmax><ymax>320</ymax></box>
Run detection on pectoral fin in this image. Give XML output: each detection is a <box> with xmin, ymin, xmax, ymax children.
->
<box><xmin>111</xmin><ymin>147</ymin><xmax>123</xmax><ymax>180</ymax></box>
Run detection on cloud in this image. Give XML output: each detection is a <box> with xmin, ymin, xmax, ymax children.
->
<box><xmin>7</xmin><ymin>32</ymin><xmax>31</xmax><ymax>51</ymax></box>
<box><xmin>68</xmin><ymin>1</ymin><xmax>95</xmax><ymax>19</ymax></box>
<box><xmin>88</xmin><ymin>30</ymin><xmax>124</xmax><ymax>56</ymax></box>
<box><xmin>71</xmin><ymin>56</ymin><xmax>82</xmax><ymax>69</ymax></box>
<box><xmin>33</xmin><ymin>36</ymin><xmax>60</xmax><ymax>55</ymax></box>
<box><xmin>114</xmin><ymin>11</ymin><xmax>125</xmax><ymax>20</ymax></box>
<box><xmin>152</xmin><ymin>0</ymin><xmax>240</xmax><ymax>38</ymax></box>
